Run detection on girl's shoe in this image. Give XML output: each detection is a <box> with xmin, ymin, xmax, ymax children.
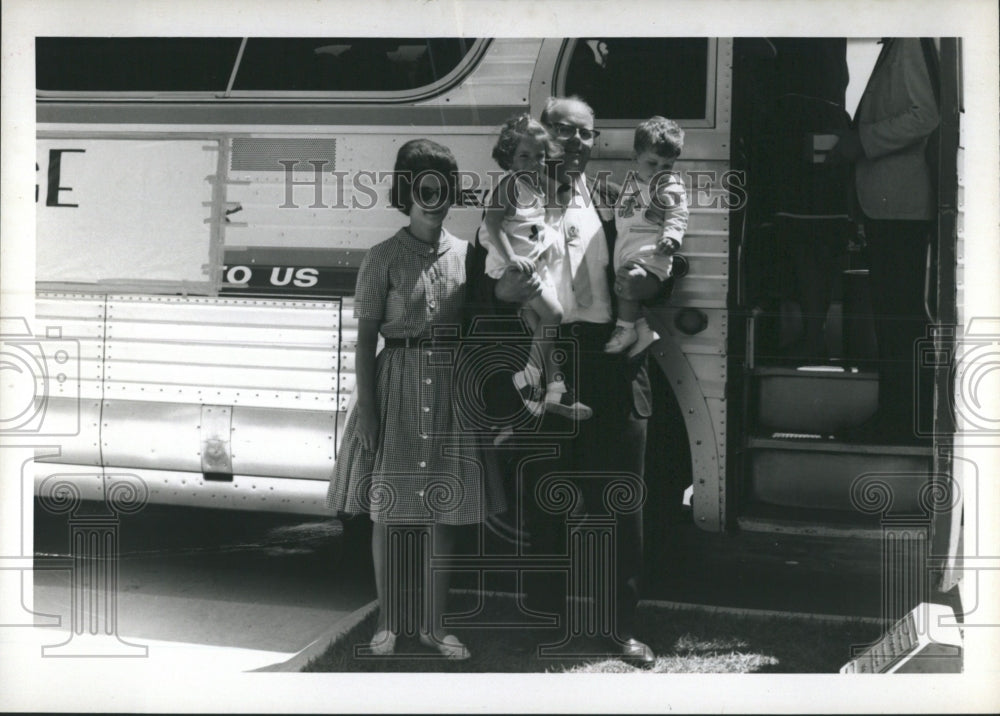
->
<box><xmin>512</xmin><ymin>369</ymin><xmax>544</xmax><ymax>416</ymax></box>
<box><xmin>604</xmin><ymin>324</ymin><xmax>638</xmax><ymax>353</ymax></box>
<box><xmin>419</xmin><ymin>632</ymin><xmax>471</xmax><ymax>660</ymax></box>
<box><xmin>543</xmin><ymin>383</ymin><xmax>593</xmax><ymax>421</ymax></box>
<box><xmin>368</xmin><ymin>630</ymin><xmax>397</xmax><ymax>656</ymax></box>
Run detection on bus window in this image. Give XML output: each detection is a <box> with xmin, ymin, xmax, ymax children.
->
<box><xmin>36</xmin><ymin>38</ymin><xmax>243</xmax><ymax>92</ymax></box>
<box><xmin>230</xmin><ymin>38</ymin><xmax>478</xmax><ymax>93</ymax></box>
<box><xmin>563</xmin><ymin>38</ymin><xmax>710</xmax><ymax>123</ymax></box>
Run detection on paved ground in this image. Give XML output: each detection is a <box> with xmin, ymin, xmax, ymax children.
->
<box><xmin>29</xmin><ymin>500</ymin><xmax>954</xmax><ymax>676</ymax></box>
<box><xmin>31</xmin><ymin>504</ymin><xmax>376</xmax><ymax>667</ymax></box>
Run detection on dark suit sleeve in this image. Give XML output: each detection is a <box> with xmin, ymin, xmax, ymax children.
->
<box><xmin>462</xmin><ymin>225</ymin><xmax>529</xmax><ymax>428</ymax></box>
<box><xmin>463</xmin><ymin>225</ymin><xmax>520</xmax><ymax>325</ymax></box>
<box><xmin>858</xmin><ymin>38</ymin><xmax>939</xmax><ymax>160</ymax></box>
<box><xmin>592</xmin><ymin>178</ymin><xmax>658</xmax><ymax>417</ymax></box>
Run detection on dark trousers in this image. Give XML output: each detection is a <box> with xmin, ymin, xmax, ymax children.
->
<box><xmin>518</xmin><ymin>322</ymin><xmax>648</xmax><ymax>641</ymax></box>
<box><xmin>865</xmin><ymin>218</ymin><xmax>934</xmax><ymax>432</ymax></box>
<box><xmin>777</xmin><ymin>216</ymin><xmax>850</xmax><ymax>359</ymax></box>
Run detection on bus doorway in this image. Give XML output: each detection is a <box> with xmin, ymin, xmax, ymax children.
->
<box><xmin>728</xmin><ymin>35</ymin><xmax>960</xmax><ymax>585</ymax></box>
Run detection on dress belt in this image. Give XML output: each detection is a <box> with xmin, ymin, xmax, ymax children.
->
<box><xmin>383</xmin><ymin>336</ymin><xmax>437</xmax><ymax>349</ymax></box>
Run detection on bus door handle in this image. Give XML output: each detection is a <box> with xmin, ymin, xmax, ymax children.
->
<box><xmin>735</xmin><ymin>208</ymin><xmax>750</xmax><ymax>308</ymax></box>
<box><xmin>923</xmin><ymin>239</ymin><xmax>937</xmax><ymax>324</ymax></box>
<box><xmin>747</xmin><ymin>306</ymin><xmax>762</xmax><ymax>371</ymax></box>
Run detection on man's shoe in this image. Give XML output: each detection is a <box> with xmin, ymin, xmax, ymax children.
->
<box><xmin>620</xmin><ymin>638</ymin><xmax>655</xmax><ymax>665</ymax></box>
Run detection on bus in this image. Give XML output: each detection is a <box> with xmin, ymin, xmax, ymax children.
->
<box><xmin>29</xmin><ymin>37</ymin><xmax>965</xmax><ymax>591</ymax></box>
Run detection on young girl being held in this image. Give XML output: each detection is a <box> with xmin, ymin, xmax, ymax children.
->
<box><xmin>482</xmin><ymin>114</ymin><xmax>592</xmax><ymax>421</ymax></box>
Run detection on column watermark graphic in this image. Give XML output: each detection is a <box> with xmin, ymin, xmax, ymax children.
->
<box><xmin>533</xmin><ymin>472</ymin><xmax>646</xmax><ymax>658</ymax></box>
<box><xmin>848</xmin><ymin>472</ymin><xmax>964</xmax><ymax>670</ymax></box>
<box><xmin>36</xmin><ymin>473</ymin><xmax>149</xmax><ymax>657</ymax></box>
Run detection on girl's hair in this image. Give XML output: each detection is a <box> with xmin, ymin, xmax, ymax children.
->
<box><xmin>633</xmin><ymin>116</ymin><xmax>684</xmax><ymax>159</ymax></box>
<box><xmin>491</xmin><ymin>113</ymin><xmax>556</xmax><ymax>171</ymax></box>
<box><xmin>390</xmin><ymin>138</ymin><xmax>459</xmax><ymax>214</ymax></box>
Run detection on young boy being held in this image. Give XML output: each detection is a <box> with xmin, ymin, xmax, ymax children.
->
<box><xmin>604</xmin><ymin>116</ymin><xmax>688</xmax><ymax>355</ymax></box>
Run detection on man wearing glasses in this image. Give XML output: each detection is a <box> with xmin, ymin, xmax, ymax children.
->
<box><xmin>472</xmin><ymin>96</ymin><xmax>668</xmax><ymax>664</ymax></box>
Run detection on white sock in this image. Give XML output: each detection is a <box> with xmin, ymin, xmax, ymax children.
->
<box><xmin>634</xmin><ymin>317</ymin><xmax>649</xmax><ymax>330</ymax></box>
<box><xmin>546</xmin><ymin>379</ymin><xmax>566</xmax><ymax>394</ymax></box>
<box><xmin>616</xmin><ymin>319</ymin><xmax>636</xmax><ymax>329</ymax></box>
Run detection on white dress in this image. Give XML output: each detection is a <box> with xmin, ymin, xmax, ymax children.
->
<box><xmin>482</xmin><ymin>173</ymin><xmax>557</xmax><ymax>280</ymax></box>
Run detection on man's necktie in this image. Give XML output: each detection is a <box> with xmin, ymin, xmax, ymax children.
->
<box><xmin>558</xmin><ymin>184</ymin><xmax>593</xmax><ymax>308</ymax></box>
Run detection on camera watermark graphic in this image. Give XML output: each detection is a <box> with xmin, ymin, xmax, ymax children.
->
<box><xmin>413</xmin><ymin>320</ymin><xmax>586</xmax><ymax>440</ymax></box>
<box><xmin>916</xmin><ymin>318</ymin><xmax>1000</xmax><ymax>443</ymax></box>
<box><xmin>0</xmin><ymin>317</ymin><xmax>81</xmax><ymax>437</ymax></box>
<box><xmin>0</xmin><ymin>449</ymin><xmax>69</xmax><ymax>630</ymax></box>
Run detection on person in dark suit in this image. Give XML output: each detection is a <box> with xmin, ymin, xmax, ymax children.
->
<box><xmin>466</xmin><ymin>96</ymin><xmax>674</xmax><ymax>663</ymax></box>
<box><xmin>829</xmin><ymin>38</ymin><xmax>940</xmax><ymax>441</ymax></box>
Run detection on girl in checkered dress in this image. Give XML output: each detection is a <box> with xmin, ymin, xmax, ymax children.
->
<box><xmin>328</xmin><ymin>139</ymin><xmax>504</xmax><ymax>660</ymax></box>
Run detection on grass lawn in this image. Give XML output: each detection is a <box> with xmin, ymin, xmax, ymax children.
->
<box><xmin>302</xmin><ymin>593</ymin><xmax>883</xmax><ymax>673</ymax></box>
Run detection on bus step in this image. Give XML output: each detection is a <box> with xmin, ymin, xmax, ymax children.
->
<box><xmin>747</xmin><ymin>436</ymin><xmax>933</xmax><ymax>456</ymax></box>
<box><xmin>745</xmin><ymin>438</ymin><xmax>933</xmax><ymax>513</ymax></box>
<box><xmin>737</xmin><ymin>513</ymin><xmax>886</xmax><ymax>539</ymax></box>
<box><xmin>753</xmin><ymin>365</ymin><xmax>878</xmax><ymax>435</ymax></box>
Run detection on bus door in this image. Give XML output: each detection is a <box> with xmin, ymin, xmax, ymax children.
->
<box><xmin>729</xmin><ymin>38</ymin><xmax>962</xmax><ymax>593</ymax></box>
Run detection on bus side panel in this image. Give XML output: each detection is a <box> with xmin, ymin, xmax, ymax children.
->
<box><xmin>576</xmin><ymin>39</ymin><xmax>734</xmax><ymax>532</ymax></box>
<box><xmin>35</xmin><ymin>292</ymin><xmax>344</xmax><ymax>511</ymax></box>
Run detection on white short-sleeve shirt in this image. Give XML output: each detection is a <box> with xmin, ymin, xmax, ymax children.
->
<box><xmin>548</xmin><ymin>175</ymin><xmax>613</xmax><ymax>325</ymax></box>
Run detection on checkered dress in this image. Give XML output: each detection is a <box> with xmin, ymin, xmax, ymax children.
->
<box><xmin>327</xmin><ymin>227</ymin><xmax>506</xmax><ymax>525</ymax></box>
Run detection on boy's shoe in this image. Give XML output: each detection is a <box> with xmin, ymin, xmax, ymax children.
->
<box><xmin>512</xmin><ymin>369</ymin><xmax>544</xmax><ymax>416</ymax></box>
<box><xmin>544</xmin><ymin>383</ymin><xmax>593</xmax><ymax>421</ymax></box>
<box><xmin>627</xmin><ymin>318</ymin><xmax>661</xmax><ymax>357</ymax></box>
<box><xmin>604</xmin><ymin>324</ymin><xmax>638</xmax><ymax>353</ymax></box>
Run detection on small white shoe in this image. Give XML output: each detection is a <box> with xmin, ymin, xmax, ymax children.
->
<box><xmin>604</xmin><ymin>324</ymin><xmax>638</xmax><ymax>353</ymax></box>
<box><xmin>627</xmin><ymin>319</ymin><xmax>661</xmax><ymax>357</ymax></box>
<box><xmin>543</xmin><ymin>382</ymin><xmax>593</xmax><ymax>421</ymax></box>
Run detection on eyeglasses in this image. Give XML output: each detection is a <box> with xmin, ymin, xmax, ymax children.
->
<box><xmin>547</xmin><ymin>122</ymin><xmax>601</xmax><ymax>141</ymax></box>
